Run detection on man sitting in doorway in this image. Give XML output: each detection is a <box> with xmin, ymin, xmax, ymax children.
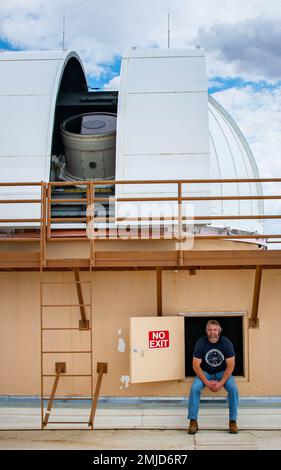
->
<box><xmin>187</xmin><ymin>319</ymin><xmax>239</xmax><ymax>434</ymax></box>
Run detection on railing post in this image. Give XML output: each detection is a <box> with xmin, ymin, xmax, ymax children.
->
<box><xmin>40</xmin><ymin>181</ymin><xmax>47</xmax><ymax>267</ymax></box>
<box><xmin>47</xmin><ymin>182</ymin><xmax>52</xmax><ymax>240</ymax></box>
<box><xmin>88</xmin><ymin>182</ymin><xmax>95</xmax><ymax>266</ymax></box>
<box><xmin>178</xmin><ymin>182</ymin><xmax>183</xmax><ymax>266</ymax></box>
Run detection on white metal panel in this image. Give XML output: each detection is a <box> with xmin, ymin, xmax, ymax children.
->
<box><xmin>126</xmin><ymin>56</ymin><xmax>207</xmax><ymax>93</ymax></box>
<box><xmin>123</xmin><ymin>92</ymin><xmax>209</xmax><ymax>155</ymax></box>
<box><xmin>0</xmin><ymin>95</ymin><xmax>52</xmax><ymax>158</ymax></box>
<box><xmin>0</xmin><ymin>50</ymin><xmax>70</xmax><ymax>61</ymax></box>
<box><xmin>122</xmin><ymin>155</ymin><xmax>209</xmax><ymax>182</ymax></box>
<box><xmin>0</xmin><ymin>50</ymin><xmax>85</xmax><ymax>163</ymax></box>
<box><xmin>115</xmin><ymin>48</ymin><xmax>211</xmax><ymax>223</ymax></box>
<box><xmin>130</xmin><ymin>316</ymin><xmax>185</xmax><ymax>384</ymax></box>
<box><xmin>0</xmin><ymin>178</ymin><xmax>41</xmax><ymax>228</ymax></box>
<box><xmin>0</xmin><ymin>59</ymin><xmax>60</xmax><ymax>95</ymax></box>
<box><xmin>0</xmin><ymin>157</ymin><xmax>48</xmax><ymax>182</ymax></box>
<box><xmin>0</xmin><ymin>199</ymin><xmax>41</xmax><ymax>227</ymax></box>
<box><xmin>0</xmin><ymin>50</ymin><xmax>86</xmax><ymax>225</ymax></box>
<box><xmin>120</xmin><ymin>155</ymin><xmax>210</xmax><ymax>218</ymax></box>
<box><xmin>122</xmin><ymin>48</ymin><xmax>205</xmax><ymax>58</ymax></box>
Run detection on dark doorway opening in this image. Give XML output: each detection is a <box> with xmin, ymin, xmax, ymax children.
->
<box><xmin>184</xmin><ymin>316</ymin><xmax>244</xmax><ymax>377</ymax></box>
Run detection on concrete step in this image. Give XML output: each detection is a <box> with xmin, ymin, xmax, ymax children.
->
<box><xmin>1</xmin><ymin>405</ymin><xmax>281</xmax><ymax>430</ymax></box>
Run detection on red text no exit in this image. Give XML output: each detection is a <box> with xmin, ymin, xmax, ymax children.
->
<box><xmin>149</xmin><ymin>330</ymin><xmax>170</xmax><ymax>348</ymax></box>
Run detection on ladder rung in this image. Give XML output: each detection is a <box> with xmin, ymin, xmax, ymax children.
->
<box><xmin>50</xmin><ymin>218</ymin><xmax>88</xmax><ymax>222</ymax></box>
<box><xmin>42</xmin><ymin>351</ymin><xmax>92</xmax><ymax>354</ymax></box>
<box><xmin>42</xmin><ymin>304</ymin><xmax>91</xmax><ymax>307</ymax></box>
<box><xmin>41</xmin><ymin>281</ymin><xmax>91</xmax><ymax>284</ymax></box>
<box><xmin>42</xmin><ymin>397</ymin><xmax>91</xmax><ymax>400</ymax></box>
<box><xmin>47</xmin><ymin>237</ymin><xmax>88</xmax><ymax>242</ymax></box>
<box><xmin>43</xmin><ymin>374</ymin><xmax>91</xmax><ymax>377</ymax></box>
<box><xmin>49</xmin><ymin>198</ymin><xmax>88</xmax><ymax>203</ymax></box>
<box><xmin>43</xmin><ymin>428</ymin><xmax>93</xmax><ymax>431</ymax></box>
<box><xmin>46</xmin><ymin>421</ymin><xmax>90</xmax><ymax>425</ymax></box>
<box><xmin>42</xmin><ymin>328</ymin><xmax>91</xmax><ymax>331</ymax></box>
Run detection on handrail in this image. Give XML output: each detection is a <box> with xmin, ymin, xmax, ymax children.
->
<box><xmin>47</xmin><ymin>179</ymin><xmax>280</xmax><ymax>243</ymax></box>
<box><xmin>0</xmin><ymin>179</ymin><xmax>281</xmax><ymax>248</ymax></box>
<box><xmin>0</xmin><ymin>181</ymin><xmax>45</xmax><ymax>245</ymax></box>
<box><xmin>0</xmin><ymin>182</ymin><xmax>42</xmax><ymax>186</ymax></box>
<box><xmin>46</xmin><ymin>178</ymin><xmax>281</xmax><ymax>185</ymax></box>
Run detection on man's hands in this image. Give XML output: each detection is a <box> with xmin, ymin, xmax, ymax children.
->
<box><xmin>193</xmin><ymin>358</ymin><xmax>224</xmax><ymax>392</ymax></box>
<box><xmin>206</xmin><ymin>357</ymin><xmax>235</xmax><ymax>392</ymax></box>
<box><xmin>205</xmin><ymin>380</ymin><xmax>223</xmax><ymax>392</ymax></box>
<box><xmin>192</xmin><ymin>356</ymin><xmax>235</xmax><ymax>393</ymax></box>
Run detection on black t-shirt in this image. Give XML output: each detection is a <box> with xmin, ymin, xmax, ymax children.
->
<box><xmin>193</xmin><ymin>335</ymin><xmax>235</xmax><ymax>374</ymax></box>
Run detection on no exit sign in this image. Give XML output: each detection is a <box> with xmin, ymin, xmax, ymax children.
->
<box><xmin>149</xmin><ymin>330</ymin><xmax>170</xmax><ymax>348</ymax></box>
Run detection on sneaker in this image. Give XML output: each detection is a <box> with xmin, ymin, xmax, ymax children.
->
<box><xmin>188</xmin><ymin>419</ymin><xmax>198</xmax><ymax>434</ymax></box>
<box><xmin>229</xmin><ymin>420</ymin><xmax>238</xmax><ymax>434</ymax></box>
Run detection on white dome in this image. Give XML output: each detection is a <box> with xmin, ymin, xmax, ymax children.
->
<box><xmin>208</xmin><ymin>95</ymin><xmax>263</xmax><ymax>233</ymax></box>
<box><xmin>0</xmin><ymin>50</ymin><xmax>87</xmax><ymax>226</ymax></box>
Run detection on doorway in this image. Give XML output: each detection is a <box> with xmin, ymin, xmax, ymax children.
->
<box><xmin>184</xmin><ymin>315</ymin><xmax>244</xmax><ymax>377</ymax></box>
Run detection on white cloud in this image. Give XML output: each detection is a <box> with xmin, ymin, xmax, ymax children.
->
<box><xmin>1</xmin><ymin>0</ymin><xmax>281</xmax><ymax>80</ymax></box>
<box><xmin>103</xmin><ymin>75</ymin><xmax>120</xmax><ymax>91</ymax></box>
<box><xmin>196</xmin><ymin>16</ymin><xmax>281</xmax><ymax>81</ymax></box>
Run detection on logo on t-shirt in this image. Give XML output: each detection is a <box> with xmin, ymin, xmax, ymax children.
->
<box><xmin>205</xmin><ymin>349</ymin><xmax>225</xmax><ymax>368</ymax></box>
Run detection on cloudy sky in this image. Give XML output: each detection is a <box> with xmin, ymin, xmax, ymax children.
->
<box><xmin>1</xmin><ymin>0</ymin><xmax>281</xmax><ymax>237</ymax></box>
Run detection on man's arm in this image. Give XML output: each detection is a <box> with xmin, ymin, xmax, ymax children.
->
<box><xmin>211</xmin><ymin>356</ymin><xmax>235</xmax><ymax>392</ymax></box>
<box><xmin>193</xmin><ymin>357</ymin><xmax>217</xmax><ymax>391</ymax></box>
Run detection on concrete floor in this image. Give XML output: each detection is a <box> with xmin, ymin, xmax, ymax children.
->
<box><xmin>0</xmin><ymin>399</ymin><xmax>280</xmax><ymax>449</ymax></box>
<box><xmin>0</xmin><ymin>429</ymin><xmax>280</xmax><ymax>450</ymax></box>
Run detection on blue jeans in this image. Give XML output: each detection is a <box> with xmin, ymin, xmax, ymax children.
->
<box><xmin>188</xmin><ymin>371</ymin><xmax>239</xmax><ymax>421</ymax></box>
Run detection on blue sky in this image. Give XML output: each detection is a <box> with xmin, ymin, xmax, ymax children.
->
<box><xmin>0</xmin><ymin>37</ymin><xmax>19</xmax><ymax>51</ymax></box>
<box><xmin>208</xmin><ymin>77</ymin><xmax>281</xmax><ymax>95</ymax></box>
<box><xmin>88</xmin><ymin>56</ymin><xmax>122</xmax><ymax>91</ymax></box>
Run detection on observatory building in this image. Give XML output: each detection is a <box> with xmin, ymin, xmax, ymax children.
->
<box><xmin>0</xmin><ymin>48</ymin><xmax>280</xmax><ymax>430</ymax></box>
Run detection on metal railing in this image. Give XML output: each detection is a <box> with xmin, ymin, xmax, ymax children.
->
<box><xmin>0</xmin><ymin>181</ymin><xmax>47</xmax><ymax>264</ymax></box>
<box><xmin>47</xmin><ymin>178</ymin><xmax>281</xmax><ymax>243</ymax></box>
<box><xmin>0</xmin><ymin>179</ymin><xmax>281</xmax><ymax>250</ymax></box>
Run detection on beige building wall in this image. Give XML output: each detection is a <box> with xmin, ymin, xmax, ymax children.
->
<box><xmin>0</xmin><ymin>268</ymin><xmax>280</xmax><ymax>397</ymax></box>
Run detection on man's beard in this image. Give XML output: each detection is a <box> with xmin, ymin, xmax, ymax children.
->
<box><xmin>207</xmin><ymin>333</ymin><xmax>220</xmax><ymax>343</ymax></box>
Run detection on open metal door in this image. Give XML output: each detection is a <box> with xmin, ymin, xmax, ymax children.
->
<box><xmin>130</xmin><ymin>316</ymin><xmax>185</xmax><ymax>383</ymax></box>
